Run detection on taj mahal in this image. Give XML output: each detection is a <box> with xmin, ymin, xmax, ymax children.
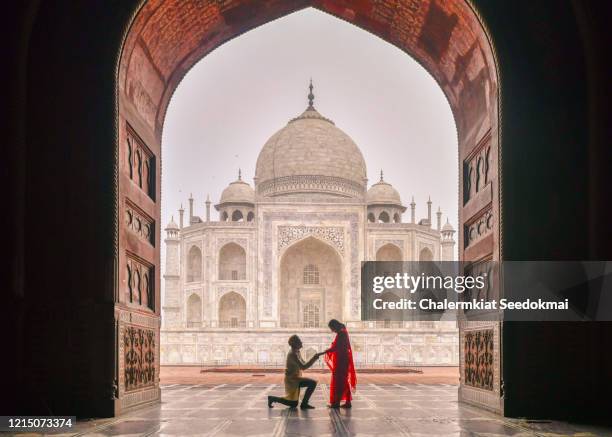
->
<box><xmin>161</xmin><ymin>84</ymin><xmax>458</xmax><ymax>366</ymax></box>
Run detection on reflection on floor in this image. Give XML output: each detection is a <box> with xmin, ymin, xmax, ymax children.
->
<box><xmin>63</xmin><ymin>383</ymin><xmax>610</xmax><ymax>436</ymax></box>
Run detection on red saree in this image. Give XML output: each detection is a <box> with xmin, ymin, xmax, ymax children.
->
<box><xmin>324</xmin><ymin>327</ymin><xmax>357</xmax><ymax>404</ymax></box>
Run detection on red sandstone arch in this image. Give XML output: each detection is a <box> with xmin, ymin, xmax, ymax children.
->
<box><xmin>116</xmin><ymin>0</ymin><xmax>500</xmax><ymax>415</ymax></box>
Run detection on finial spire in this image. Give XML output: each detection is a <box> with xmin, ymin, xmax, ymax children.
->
<box><xmin>238</xmin><ymin>168</ymin><xmax>242</xmax><ymax>181</ymax></box>
<box><xmin>380</xmin><ymin>169</ymin><xmax>384</xmax><ymax>182</ymax></box>
<box><xmin>308</xmin><ymin>79</ymin><xmax>314</xmax><ymax>108</ymax></box>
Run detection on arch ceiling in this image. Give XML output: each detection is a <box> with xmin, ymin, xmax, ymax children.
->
<box><xmin>119</xmin><ymin>0</ymin><xmax>497</xmax><ymax>148</ymax></box>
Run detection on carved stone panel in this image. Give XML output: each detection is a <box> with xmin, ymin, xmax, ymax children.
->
<box><xmin>463</xmin><ymin>136</ymin><xmax>491</xmax><ymax>205</ymax></box>
<box><xmin>125</xmin><ymin>200</ymin><xmax>155</xmax><ymax>246</ymax></box>
<box><xmin>278</xmin><ymin>226</ymin><xmax>344</xmax><ymax>255</ymax></box>
<box><xmin>464</xmin><ymin>329</ymin><xmax>494</xmax><ymax>390</ymax></box>
<box><xmin>126</xmin><ymin>254</ymin><xmax>154</xmax><ymax>310</ymax></box>
<box><xmin>464</xmin><ymin>207</ymin><xmax>493</xmax><ymax>248</ymax></box>
<box><xmin>123</xmin><ymin>325</ymin><xmax>156</xmax><ymax>391</ymax></box>
<box><xmin>126</xmin><ymin>124</ymin><xmax>155</xmax><ymax>200</ymax></box>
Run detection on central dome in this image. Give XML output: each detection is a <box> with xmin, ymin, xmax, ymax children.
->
<box><xmin>255</xmin><ymin>87</ymin><xmax>367</xmax><ymax>199</ymax></box>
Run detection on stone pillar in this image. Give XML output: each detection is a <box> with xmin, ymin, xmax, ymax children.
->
<box><xmin>205</xmin><ymin>195</ymin><xmax>211</xmax><ymax>222</ymax></box>
<box><xmin>410</xmin><ymin>197</ymin><xmax>416</xmax><ymax>224</ymax></box>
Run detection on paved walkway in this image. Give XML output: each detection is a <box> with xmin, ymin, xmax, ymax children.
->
<box><xmin>47</xmin><ymin>383</ymin><xmax>610</xmax><ymax>437</ymax></box>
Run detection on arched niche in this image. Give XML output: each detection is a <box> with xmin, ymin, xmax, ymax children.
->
<box><xmin>218</xmin><ymin>291</ymin><xmax>246</xmax><ymax>328</ymax></box>
<box><xmin>419</xmin><ymin>247</ymin><xmax>434</xmax><ymax>262</ymax></box>
<box><xmin>186</xmin><ymin>293</ymin><xmax>202</xmax><ymax>327</ymax></box>
<box><xmin>186</xmin><ymin>246</ymin><xmax>202</xmax><ymax>282</ymax></box>
<box><xmin>376</xmin><ymin>243</ymin><xmax>403</xmax><ymax>262</ymax></box>
<box><xmin>218</xmin><ymin>242</ymin><xmax>246</xmax><ymax>280</ymax></box>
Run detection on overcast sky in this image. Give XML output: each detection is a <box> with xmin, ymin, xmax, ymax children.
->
<box><xmin>161</xmin><ymin>8</ymin><xmax>457</xmax><ymax>253</ymax></box>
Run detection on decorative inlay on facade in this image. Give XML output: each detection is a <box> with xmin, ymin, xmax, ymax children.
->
<box><xmin>464</xmin><ymin>329</ymin><xmax>494</xmax><ymax>390</ymax></box>
<box><xmin>124</xmin><ymin>326</ymin><xmax>155</xmax><ymax>391</ymax></box>
<box><xmin>216</xmin><ymin>287</ymin><xmax>247</xmax><ymax>299</ymax></box>
<box><xmin>126</xmin><ymin>124</ymin><xmax>155</xmax><ymax>200</ymax></box>
<box><xmin>463</xmin><ymin>133</ymin><xmax>491</xmax><ymax>204</ymax></box>
<box><xmin>126</xmin><ymin>254</ymin><xmax>154</xmax><ymax>310</ymax></box>
<box><xmin>278</xmin><ymin>226</ymin><xmax>345</xmax><ymax>255</ymax></box>
<box><xmin>464</xmin><ymin>207</ymin><xmax>493</xmax><ymax>247</ymax></box>
<box><xmin>258</xmin><ymin>175</ymin><xmax>364</xmax><ymax>199</ymax></box>
<box><xmin>375</xmin><ymin>239</ymin><xmax>404</xmax><ymax>253</ymax></box>
<box><xmin>125</xmin><ymin>201</ymin><xmax>154</xmax><ymax>246</ymax></box>
<box><xmin>217</xmin><ymin>238</ymin><xmax>247</xmax><ymax>250</ymax></box>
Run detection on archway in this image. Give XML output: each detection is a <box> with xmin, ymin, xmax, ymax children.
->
<box><xmin>378</xmin><ymin>211</ymin><xmax>390</xmax><ymax>223</ymax></box>
<box><xmin>218</xmin><ymin>242</ymin><xmax>246</xmax><ymax>280</ymax></box>
<box><xmin>116</xmin><ymin>0</ymin><xmax>500</xmax><ymax>415</ymax></box>
<box><xmin>231</xmin><ymin>210</ymin><xmax>243</xmax><ymax>222</ymax></box>
<box><xmin>218</xmin><ymin>292</ymin><xmax>246</xmax><ymax>328</ymax></box>
<box><xmin>279</xmin><ymin>237</ymin><xmax>343</xmax><ymax>328</ymax></box>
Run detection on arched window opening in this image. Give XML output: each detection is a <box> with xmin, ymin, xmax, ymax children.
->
<box><xmin>302</xmin><ymin>302</ymin><xmax>320</xmax><ymax>328</ymax></box>
<box><xmin>246</xmin><ymin>211</ymin><xmax>255</xmax><ymax>222</ymax></box>
<box><xmin>367</xmin><ymin>212</ymin><xmax>375</xmax><ymax>223</ymax></box>
<box><xmin>393</xmin><ymin>213</ymin><xmax>401</xmax><ymax>223</ymax></box>
<box><xmin>231</xmin><ymin>210</ymin><xmax>243</xmax><ymax>222</ymax></box>
<box><xmin>187</xmin><ymin>246</ymin><xmax>202</xmax><ymax>282</ymax></box>
<box><xmin>220</xmin><ymin>211</ymin><xmax>229</xmax><ymax>222</ymax></box>
<box><xmin>303</xmin><ymin>264</ymin><xmax>319</xmax><ymax>285</ymax></box>
<box><xmin>378</xmin><ymin>211</ymin><xmax>390</xmax><ymax>223</ymax></box>
<box><xmin>219</xmin><ymin>243</ymin><xmax>246</xmax><ymax>280</ymax></box>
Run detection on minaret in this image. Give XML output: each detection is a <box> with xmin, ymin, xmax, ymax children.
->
<box><xmin>427</xmin><ymin>196</ymin><xmax>432</xmax><ymax>228</ymax></box>
<box><xmin>441</xmin><ymin>218</ymin><xmax>456</xmax><ymax>261</ymax></box>
<box><xmin>205</xmin><ymin>195</ymin><xmax>211</xmax><ymax>222</ymax></box>
<box><xmin>410</xmin><ymin>197</ymin><xmax>416</xmax><ymax>224</ymax></box>
<box><xmin>178</xmin><ymin>204</ymin><xmax>184</xmax><ymax>229</ymax></box>
<box><xmin>188</xmin><ymin>193</ymin><xmax>194</xmax><ymax>224</ymax></box>
<box><xmin>436</xmin><ymin>207</ymin><xmax>442</xmax><ymax>231</ymax></box>
<box><xmin>163</xmin><ymin>217</ymin><xmax>181</xmax><ymax>328</ymax></box>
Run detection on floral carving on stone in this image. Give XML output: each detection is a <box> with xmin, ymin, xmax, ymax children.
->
<box><xmin>278</xmin><ymin>226</ymin><xmax>344</xmax><ymax>255</ymax></box>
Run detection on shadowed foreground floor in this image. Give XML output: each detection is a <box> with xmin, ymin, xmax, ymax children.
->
<box><xmin>39</xmin><ymin>382</ymin><xmax>611</xmax><ymax>436</ymax></box>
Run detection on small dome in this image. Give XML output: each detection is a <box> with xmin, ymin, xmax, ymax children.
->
<box><xmin>366</xmin><ymin>174</ymin><xmax>402</xmax><ymax>206</ymax></box>
<box><xmin>165</xmin><ymin>216</ymin><xmax>179</xmax><ymax>230</ymax></box>
<box><xmin>442</xmin><ymin>219</ymin><xmax>455</xmax><ymax>231</ymax></box>
<box><xmin>219</xmin><ymin>172</ymin><xmax>255</xmax><ymax>204</ymax></box>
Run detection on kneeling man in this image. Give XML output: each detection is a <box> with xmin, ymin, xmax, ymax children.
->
<box><xmin>268</xmin><ymin>335</ymin><xmax>324</xmax><ymax>409</ymax></box>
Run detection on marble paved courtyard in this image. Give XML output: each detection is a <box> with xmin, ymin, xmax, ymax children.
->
<box><xmin>46</xmin><ymin>382</ymin><xmax>611</xmax><ymax>437</ymax></box>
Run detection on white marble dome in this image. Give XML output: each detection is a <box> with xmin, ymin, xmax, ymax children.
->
<box><xmin>366</xmin><ymin>178</ymin><xmax>402</xmax><ymax>206</ymax></box>
<box><xmin>219</xmin><ymin>175</ymin><xmax>255</xmax><ymax>204</ymax></box>
<box><xmin>255</xmin><ymin>105</ymin><xmax>367</xmax><ymax>198</ymax></box>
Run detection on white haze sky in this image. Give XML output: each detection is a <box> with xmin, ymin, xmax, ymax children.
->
<box><xmin>161</xmin><ymin>8</ymin><xmax>457</xmax><ymax>259</ymax></box>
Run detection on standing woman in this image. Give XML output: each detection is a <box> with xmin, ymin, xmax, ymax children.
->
<box><xmin>324</xmin><ymin>319</ymin><xmax>357</xmax><ymax>408</ymax></box>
